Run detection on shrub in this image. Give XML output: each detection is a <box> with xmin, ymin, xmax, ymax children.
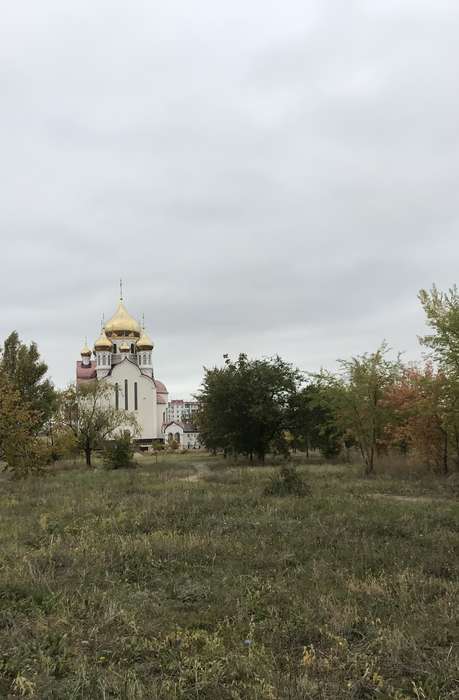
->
<box><xmin>264</xmin><ymin>465</ymin><xmax>310</xmax><ymax>497</ymax></box>
<box><xmin>3</xmin><ymin>438</ymin><xmax>50</xmax><ymax>479</ymax></box>
<box><xmin>102</xmin><ymin>432</ymin><xmax>136</xmax><ymax>470</ymax></box>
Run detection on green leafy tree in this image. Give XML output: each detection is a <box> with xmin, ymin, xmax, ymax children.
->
<box><xmin>419</xmin><ymin>285</ymin><xmax>459</xmax><ymax>373</ymax></box>
<box><xmin>0</xmin><ymin>331</ymin><xmax>56</xmax><ymax>429</ymax></box>
<box><xmin>0</xmin><ymin>372</ymin><xmax>47</xmax><ymax>477</ymax></box>
<box><xmin>413</xmin><ymin>285</ymin><xmax>459</xmax><ymax>473</ymax></box>
<box><xmin>57</xmin><ymin>381</ymin><xmax>139</xmax><ymax>467</ymax></box>
<box><xmin>287</xmin><ymin>383</ymin><xmax>342</xmax><ymax>459</ymax></box>
<box><xmin>196</xmin><ymin>353</ymin><xmax>302</xmax><ymax>462</ymax></box>
<box><xmin>317</xmin><ymin>343</ymin><xmax>402</xmax><ymax>475</ymax></box>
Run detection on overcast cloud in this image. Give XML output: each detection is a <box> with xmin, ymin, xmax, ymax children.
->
<box><xmin>1</xmin><ymin>1</ymin><xmax>459</xmax><ymax>397</ymax></box>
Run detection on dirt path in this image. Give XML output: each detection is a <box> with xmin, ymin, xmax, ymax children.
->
<box><xmin>369</xmin><ymin>493</ymin><xmax>448</xmax><ymax>504</ymax></box>
<box><xmin>182</xmin><ymin>462</ymin><xmax>212</xmax><ymax>482</ymax></box>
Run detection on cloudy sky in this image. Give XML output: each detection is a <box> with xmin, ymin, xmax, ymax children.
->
<box><xmin>1</xmin><ymin>1</ymin><xmax>458</xmax><ymax>397</ymax></box>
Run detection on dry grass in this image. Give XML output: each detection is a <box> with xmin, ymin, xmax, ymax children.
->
<box><xmin>0</xmin><ymin>453</ymin><xmax>457</xmax><ymax>698</ymax></box>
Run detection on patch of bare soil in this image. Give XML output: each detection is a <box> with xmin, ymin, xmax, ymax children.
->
<box><xmin>182</xmin><ymin>463</ymin><xmax>212</xmax><ymax>482</ymax></box>
<box><xmin>370</xmin><ymin>493</ymin><xmax>439</xmax><ymax>504</ymax></box>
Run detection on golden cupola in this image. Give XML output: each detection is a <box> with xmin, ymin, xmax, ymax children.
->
<box><xmin>94</xmin><ymin>329</ymin><xmax>112</xmax><ymax>351</ymax></box>
<box><xmin>137</xmin><ymin>329</ymin><xmax>154</xmax><ymax>350</ymax></box>
<box><xmin>80</xmin><ymin>340</ymin><xmax>92</xmax><ymax>357</ymax></box>
<box><xmin>104</xmin><ymin>301</ymin><xmax>141</xmax><ymax>338</ymax></box>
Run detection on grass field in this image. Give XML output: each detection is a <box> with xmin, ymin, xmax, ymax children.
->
<box><xmin>0</xmin><ymin>454</ymin><xmax>457</xmax><ymax>699</ymax></box>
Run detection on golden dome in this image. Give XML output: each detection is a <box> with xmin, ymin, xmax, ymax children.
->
<box><xmin>119</xmin><ymin>341</ymin><xmax>130</xmax><ymax>352</ymax></box>
<box><xmin>80</xmin><ymin>341</ymin><xmax>92</xmax><ymax>357</ymax></box>
<box><xmin>94</xmin><ymin>329</ymin><xmax>112</xmax><ymax>351</ymax></box>
<box><xmin>137</xmin><ymin>330</ymin><xmax>154</xmax><ymax>350</ymax></box>
<box><xmin>104</xmin><ymin>301</ymin><xmax>141</xmax><ymax>337</ymax></box>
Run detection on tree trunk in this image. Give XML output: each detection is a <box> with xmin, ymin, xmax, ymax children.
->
<box><xmin>442</xmin><ymin>430</ymin><xmax>448</xmax><ymax>476</ymax></box>
<box><xmin>364</xmin><ymin>446</ymin><xmax>374</xmax><ymax>476</ymax></box>
<box><xmin>85</xmin><ymin>443</ymin><xmax>92</xmax><ymax>468</ymax></box>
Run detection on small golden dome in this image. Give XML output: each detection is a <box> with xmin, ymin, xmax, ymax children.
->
<box><xmin>137</xmin><ymin>330</ymin><xmax>154</xmax><ymax>350</ymax></box>
<box><xmin>105</xmin><ymin>301</ymin><xmax>141</xmax><ymax>337</ymax></box>
<box><xmin>119</xmin><ymin>341</ymin><xmax>130</xmax><ymax>352</ymax></box>
<box><xmin>94</xmin><ymin>329</ymin><xmax>112</xmax><ymax>351</ymax></box>
<box><xmin>80</xmin><ymin>341</ymin><xmax>92</xmax><ymax>357</ymax></box>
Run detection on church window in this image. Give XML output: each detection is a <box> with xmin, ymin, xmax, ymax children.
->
<box><xmin>130</xmin><ymin>343</ymin><xmax>135</xmax><ymax>354</ymax></box>
<box><xmin>115</xmin><ymin>383</ymin><xmax>119</xmax><ymax>410</ymax></box>
<box><xmin>113</xmin><ymin>344</ymin><xmax>117</xmax><ymax>353</ymax></box>
<box><xmin>134</xmin><ymin>382</ymin><xmax>138</xmax><ymax>410</ymax></box>
<box><xmin>124</xmin><ymin>379</ymin><xmax>128</xmax><ymax>410</ymax></box>
<box><xmin>148</xmin><ymin>352</ymin><xmax>152</xmax><ymax>364</ymax></box>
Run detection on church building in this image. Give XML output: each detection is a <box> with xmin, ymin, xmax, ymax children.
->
<box><xmin>76</xmin><ymin>295</ymin><xmax>169</xmax><ymax>443</ymax></box>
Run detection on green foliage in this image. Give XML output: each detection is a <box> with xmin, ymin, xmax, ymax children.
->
<box><xmin>263</xmin><ymin>464</ymin><xmax>310</xmax><ymax>496</ymax></box>
<box><xmin>316</xmin><ymin>343</ymin><xmax>402</xmax><ymax>475</ymax></box>
<box><xmin>57</xmin><ymin>381</ymin><xmax>139</xmax><ymax>467</ymax></box>
<box><xmin>0</xmin><ymin>331</ymin><xmax>57</xmax><ymax>430</ymax></box>
<box><xmin>196</xmin><ymin>353</ymin><xmax>302</xmax><ymax>461</ymax></box>
<box><xmin>419</xmin><ymin>284</ymin><xmax>459</xmax><ymax>373</ymax></box>
<box><xmin>102</xmin><ymin>432</ymin><xmax>136</xmax><ymax>470</ymax></box>
<box><xmin>0</xmin><ymin>371</ymin><xmax>48</xmax><ymax>478</ymax></box>
<box><xmin>288</xmin><ymin>383</ymin><xmax>343</xmax><ymax>459</ymax></box>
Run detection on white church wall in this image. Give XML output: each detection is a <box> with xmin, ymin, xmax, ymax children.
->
<box><xmin>106</xmin><ymin>359</ymin><xmax>158</xmax><ymax>440</ymax></box>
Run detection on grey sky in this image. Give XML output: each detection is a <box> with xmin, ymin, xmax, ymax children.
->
<box><xmin>1</xmin><ymin>1</ymin><xmax>459</xmax><ymax>397</ymax></box>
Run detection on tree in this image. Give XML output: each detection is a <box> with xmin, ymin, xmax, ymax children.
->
<box><xmin>0</xmin><ymin>372</ymin><xmax>47</xmax><ymax>477</ymax></box>
<box><xmin>317</xmin><ymin>343</ymin><xmax>402</xmax><ymax>475</ymax></box>
<box><xmin>196</xmin><ymin>353</ymin><xmax>302</xmax><ymax>462</ymax></box>
<box><xmin>417</xmin><ymin>285</ymin><xmax>459</xmax><ymax>473</ymax></box>
<box><xmin>419</xmin><ymin>285</ymin><xmax>459</xmax><ymax>373</ymax></box>
<box><xmin>385</xmin><ymin>364</ymin><xmax>453</xmax><ymax>473</ymax></box>
<box><xmin>0</xmin><ymin>331</ymin><xmax>57</xmax><ymax>429</ymax></box>
<box><xmin>287</xmin><ymin>383</ymin><xmax>342</xmax><ymax>459</ymax></box>
<box><xmin>57</xmin><ymin>381</ymin><xmax>139</xmax><ymax>467</ymax></box>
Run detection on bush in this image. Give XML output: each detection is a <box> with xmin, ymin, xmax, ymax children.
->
<box><xmin>264</xmin><ymin>465</ymin><xmax>310</xmax><ymax>497</ymax></box>
<box><xmin>3</xmin><ymin>438</ymin><xmax>50</xmax><ymax>479</ymax></box>
<box><xmin>102</xmin><ymin>432</ymin><xmax>136</xmax><ymax>470</ymax></box>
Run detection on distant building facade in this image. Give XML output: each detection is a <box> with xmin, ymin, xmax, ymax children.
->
<box><xmin>166</xmin><ymin>399</ymin><xmax>198</xmax><ymax>423</ymax></box>
<box><xmin>164</xmin><ymin>421</ymin><xmax>201</xmax><ymax>449</ymax></box>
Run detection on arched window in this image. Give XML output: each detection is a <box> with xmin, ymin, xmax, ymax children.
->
<box><xmin>148</xmin><ymin>352</ymin><xmax>152</xmax><ymax>364</ymax></box>
<box><xmin>113</xmin><ymin>343</ymin><xmax>117</xmax><ymax>354</ymax></box>
<box><xmin>130</xmin><ymin>343</ymin><xmax>134</xmax><ymax>354</ymax></box>
<box><xmin>124</xmin><ymin>379</ymin><xmax>128</xmax><ymax>410</ymax></box>
<box><xmin>134</xmin><ymin>382</ymin><xmax>138</xmax><ymax>411</ymax></box>
<box><xmin>115</xmin><ymin>383</ymin><xmax>119</xmax><ymax>410</ymax></box>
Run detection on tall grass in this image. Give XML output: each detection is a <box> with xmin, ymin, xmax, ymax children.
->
<box><xmin>0</xmin><ymin>454</ymin><xmax>457</xmax><ymax>698</ymax></box>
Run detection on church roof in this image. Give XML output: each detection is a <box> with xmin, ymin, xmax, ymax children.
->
<box><xmin>164</xmin><ymin>420</ymin><xmax>197</xmax><ymax>433</ymax></box>
<box><xmin>137</xmin><ymin>329</ymin><xmax>154</xmax><ymax>350</ymax></box>
<box><xmin>94</xmin><ymin>329</ymin><xmax>112</xmax><ymax>351</ymax></box>
<box><xmin>105</xmin><ymin>301</ymin><xmax>141</xmax><ymax>336</ymax></box>
<box><xmin>155</xmin><ymin>379</ymin><xmax>168</xmax><ymax>394</ymax></box>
